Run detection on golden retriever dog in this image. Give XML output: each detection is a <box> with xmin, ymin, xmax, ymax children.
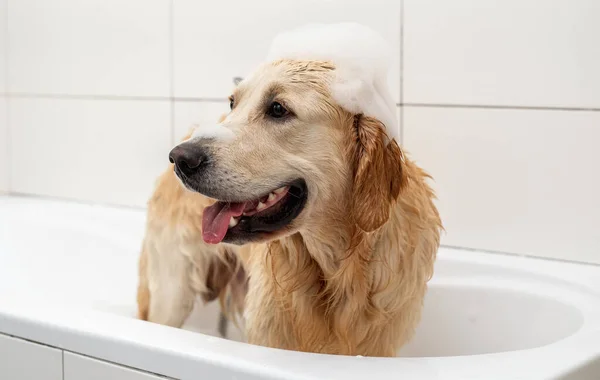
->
<box><xmin>138</xmin><ymin>24</ymin><xmax>441</xmax><ymax>356</ymax></box>
<box><xmin>138</xmin><ymin>65</ymin><xmax>442</xmax><ymax>357</ymax></box>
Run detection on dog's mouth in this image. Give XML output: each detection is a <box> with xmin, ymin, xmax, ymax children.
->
<box><xmin>202</xmin><ymin>179</ymin><xmax>308</xmax><ymax>245</ymax></box>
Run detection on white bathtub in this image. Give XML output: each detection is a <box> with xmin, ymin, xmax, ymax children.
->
<box><xmin>1</xmin><ymin>195</ymin><xmax>600</xmax><ymax>380</ymax></box>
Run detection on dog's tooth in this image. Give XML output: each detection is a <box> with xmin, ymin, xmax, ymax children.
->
<box><xmin>256</xmin><ymin>202</ymin><xmax>266</xmax><ymax>211</ymax></box>
<box><xmin>267</xmin><ymin>192</ymin><xmax>276</xmax><ymax>202</ymax></box>
<box><xmin>274</xmin><ymin>187</ymin><xmax>286</xmax><ymax>194</ymax></box>
<box><xmin>229</xmin><ymin>217</ymin><xmax>238</xmax><ymax>228</ymax></box>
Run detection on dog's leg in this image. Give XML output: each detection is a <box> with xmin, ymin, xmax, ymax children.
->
<box><xmin>199</xmin><ymin>250</ymin><xmax>247</xmax><ymax>338</ymax></box>
<box><xmin>136</xmin><ymin>245</ymin><xmax>151</xmax><ymax>321</ymax></box>
<box><xmin>218</xmin><ymin>311</ymin><xmax>229</xmax><ymax>338</ymax></box>
<box><xmin>143</xmin><ymin>241</ymin><xmax>196</xmax><ymax>328</ymax></box>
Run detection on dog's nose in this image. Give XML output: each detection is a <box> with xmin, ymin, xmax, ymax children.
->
<box><xmin>169</xmin><ymin>143</ymin><xmax>208</xmax><ymax>177</ymax></box>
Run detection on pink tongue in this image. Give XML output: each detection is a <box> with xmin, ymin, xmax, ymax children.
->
<box><xmin>202</xmin><ymin>202</ymin><xmax>246</xmax><ymax>244</ymax></box>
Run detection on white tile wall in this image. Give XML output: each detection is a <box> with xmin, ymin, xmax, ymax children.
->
<box><xmin>1</xmin><ymin>1</ymin><xmax>599</xmax><ymax>264</ymax></box>
<box><xmin>173</xmin><ymin>101</ymin><xmax>229</xmax><ymax>142</ymax></box>
<box><xmin>173</xmin><ymin>0</ymin><xmax>401</xmax><ymax>102</ymax></box>
<box><xmin>404</xmin><ymin>0</ymin><xmax>600</xmax><ymax>108</ymax></box>
<box><xmin>0</xmin><ymin>0</ymin><xmax>6</xmax><ymax>94</ymax></box>
<box><xmin>403</xmin><ymin>106</ymin><xmax>600</xmax><ymax>264</ymax></box>
<box><xmin>7</xmin><ymin>0</ymin><xmax>170</xmax><ymax>97</ymax></box>
<box><xmin>0</xmin><ymin>334</ymin><xmax>62</xmax><ymax>380</ymax></box>
<box><xmin>0</xmin><ymin>98</ymin><xmax>7</xmax><ymax>193</ymax></box>
<box><xmin>9</xmin><ymin>98</ymin><xmax>171</xmax><ymax>207</ymax></box>
<box><xmin>64</xmin><ymin>352</ymin><xmax>168</xmax><ymax>380</ymax></box>
<box><xmin>0</xmin><ymin>0</ymin><xmax>7</xmax><ymax>193</ymax></box>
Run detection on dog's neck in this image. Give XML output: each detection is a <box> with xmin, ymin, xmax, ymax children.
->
<box><xmin>299</xmin><ymin>191</ymin><xmax>360</xmax><ymax>276</ymax></box>
<box><xmin>300</xmin><ymin>223</ymin><xmax>355</xmax><ymax>277</ymax></box>
<box><xmin>273</xmin><ymin>194</ymin><xmax>379</xmax><ymax>304</ymax></box>
<box><xmin>260</xmin><ymin>204</ymin><xmax>383</xmax><ymax>354</ymax></box>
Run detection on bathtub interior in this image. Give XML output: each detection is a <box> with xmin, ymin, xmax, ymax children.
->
<box><xmin>181</xmin><ymin>281</ymin><xmax>584</xmax><ymax>358</ymax></box>
<box><xmin>397</xmin><ymin>284</ymin><xmax>582</xmax><ymax>357</ymax></box>
<box><xmin>0</xmin><ymin>196</ymin><xmax>586</xmax><ymax>359</ymax></box>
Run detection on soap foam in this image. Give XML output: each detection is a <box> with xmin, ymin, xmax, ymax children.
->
<box><xmin>267</xmin><ymin>23</ymin><xmax>399</xmax><ymax>143</ymax></box>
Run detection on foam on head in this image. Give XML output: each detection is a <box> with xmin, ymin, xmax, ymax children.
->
<box><xmin>266</xmin><ymin>23</ymin><xmax>399</xmax><ymax>143</ymax></box>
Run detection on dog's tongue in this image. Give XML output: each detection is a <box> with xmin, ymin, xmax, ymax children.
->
<box><xmin>202</xmin><ymin>202</ymin><xmax>246</xmax><ymax>244</ymax></box>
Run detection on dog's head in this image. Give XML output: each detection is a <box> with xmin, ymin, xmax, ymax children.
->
<box><xmin>170</xmin><ymin>60</ymin><xmax>406</xmax><ymax>245</ymax></box>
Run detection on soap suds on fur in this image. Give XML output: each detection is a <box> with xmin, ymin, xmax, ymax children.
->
<box><xmin>267</xmin><ymin>23</ymin><xmax>399</xmax><ymax>143</ymax></box>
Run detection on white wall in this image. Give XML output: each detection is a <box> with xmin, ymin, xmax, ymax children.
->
<box><xmin>1</xmin><ymin>1</ymin><xmax>599</xmax><ymax>264</ymax></box>
<box><xmin>402</xmin><ymin>0</ymin><xmax>600</xmax><ymax>264</ymax></box>
<box><xmin>0</xmin><ymin>0</ymin><xmax>8</xmax><ymax>194</ymax></box>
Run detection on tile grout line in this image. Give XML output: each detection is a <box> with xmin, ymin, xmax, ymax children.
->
<box><xmin>6</xmin><ymin>191</ymin><xmax>600</xmax><ymax>268</ymax></box>
<box><xmin>2</xmin><ymin>332</ymin><xmax>172</xmax><ymax>379</ymax></box>
<box><xmin>8</xmin><ymin>192</ymin><xmax>147</xmax><ymax>211</ymax></box>
<box><xmin>403</xmin><ymin>102</ymin><xmax>600</xmax><ymax>112</ymax></box>
<box><xmin>2</xmin><ymin>1</ymin><xmax>7</xmax><ymax>92</ymax></box>
<box><xmin>4</xmin><ymin>2</ymin><xmax>11</xmax><ymax>193</ymax></box>
<box><xmin>4</xmin><ymin>92</ymin><xmax>599</xmax><ymax>113</ymax></box>
<box><xmin>4</xmin><ymin>96</ymin><xmax>10</xmax><ymax>194</ymax></box>
<box><xmin>6</xmin><ymin>92</ymin><xmax>172</xmax><ymax>101</ymax></box>
<box><xmin>168</xmin><ymin>0</ymin><xmax>175</xmax><ymax>147</ymax></box>
<box><xmin>173</xmin><ymin>96</ymin><xmax>227</xmax><ymax>103</ymax></box>
<box><xmin>399</xmin><ymin>0</ymin><xmax>404</xmax><ymax>144</ymax></box>
<box><xmin>441</xmin><ymin>244</ymin><xmax>600</xmax><ymax>268</ymax></box>
<box><xmin>5</xmin><ymin>192</ymin><xmax>600</xmax><ymax>269</ymax></box>
<box><xmin>61</xmin><ymin>349</ymin><xmax>173</xmax><ymax>379</ymax></box>
<box><xmin>4</xmin><ymin>92</ymin><xmax>229</xmax><ymax>103</ymax></box>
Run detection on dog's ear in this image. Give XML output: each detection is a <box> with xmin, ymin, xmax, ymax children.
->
<box><xmin>352</xmin><ymin>115</ymin><xmax>407</xmax><ymax>232</ymax></box>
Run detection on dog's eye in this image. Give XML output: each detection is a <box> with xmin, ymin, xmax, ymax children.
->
<box><xmin>229</xmin><ymin>96</ymin><xmax>234</xmax><ymax>110</ymax></box>
<box><xmin>267</xmin><ymin>102</ymin><xmax>288</xmax><ymax>118</ymax></box>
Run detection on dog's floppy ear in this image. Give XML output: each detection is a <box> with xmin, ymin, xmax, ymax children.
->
<box><xmin>352</xmin><ymin>115</ymin><xmax>407</xmax><ymax>232</ymax></box>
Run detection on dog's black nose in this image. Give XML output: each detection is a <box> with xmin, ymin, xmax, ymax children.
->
<box><xmin>169</xmin><ymin>143</ymin><xmax>208</xmax><ymax>177</ymax></box>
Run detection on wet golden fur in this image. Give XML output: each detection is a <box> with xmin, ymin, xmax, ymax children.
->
<box><xmin>137</xmin><ymin>125</ymin><xmax>246</xmax><ymax>330</ymax></box>
<box><xmin>137</xmin><ymin>59</ymin><xmax>441</xmax><ymax>356</ymax></box>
